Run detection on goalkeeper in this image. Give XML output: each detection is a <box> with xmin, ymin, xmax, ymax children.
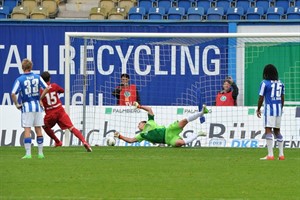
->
<box><xmin>114</xmin><ymin>102</ymin><xmax>209</xmax><ymax>147</ymax></box>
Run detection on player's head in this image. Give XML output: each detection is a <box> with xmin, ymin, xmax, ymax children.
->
<box><xmin>222</xmin><ymin>79</ymin><xmax>232</xmax><ymax>91</ymax></box>
<box><xmin>263</xmin><ymin>64</ymin><xmax>278</xmax><ymax>80</ymax></box>
<box><xmin>22</xmin><ymin>59</ymin><xmax>33</xmax><ymax>72</ymax></box>
<box><xmin>138</xmin><ymin>121</ymin><xmax>147</xmax><ymax>131</ymax></box>
<box><xmin>41</xmin><ymin>71</ymin><xmax>51</xmax><ymax>82</ymax></box>
<box><xmin>121</xmin><ymin>73</ymin><xmax>130</xmax><ymax>86</ymax></box>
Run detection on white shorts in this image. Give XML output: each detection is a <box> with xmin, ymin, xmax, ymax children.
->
<box><xmin>264</xmin><ymin>115</ymin><xmax>281</xmax><ymax>128</ymax></box>
<box><xmin>21</xmin><ymin>112</ymin><xmax>44</xmax><ymax>128</ymax></box>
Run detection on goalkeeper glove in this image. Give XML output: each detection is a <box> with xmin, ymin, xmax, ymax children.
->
<box><xmin>114</xmin><ymin>131</ymin><xmax>120</xmax><ymax>138</ymax></box>
<box><xmin>133</xmin><ymin>101</ymin><xmax>140</xmax><ymax>109</ymax></box>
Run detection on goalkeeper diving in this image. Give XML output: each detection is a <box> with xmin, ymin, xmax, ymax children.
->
<box><xmin>114</xmin><ymin>102</ymin><xmax>210</xmax><ymax>147</ymax></box>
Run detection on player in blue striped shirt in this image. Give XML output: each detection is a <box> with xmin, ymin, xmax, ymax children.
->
<box><xmin>11</xmin><ymin>58</ymin><xmax>49</xmax><ymax>159</ymax></box>
<box><xmin>257</xmin><ymin>64</ymin><xmax>285</xmax><ymax>160</ymax></box>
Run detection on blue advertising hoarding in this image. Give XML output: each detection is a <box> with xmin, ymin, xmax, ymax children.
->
<box><xmin>0</xmin><ymin>22</ymin><xmax>228</xmax><ymax>106</ymax></box>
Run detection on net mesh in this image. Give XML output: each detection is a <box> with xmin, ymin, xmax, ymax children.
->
<box><xmin>66</xmin><ymin>34</ymin><xmax>300</xmax><ymax>147</ymax></box>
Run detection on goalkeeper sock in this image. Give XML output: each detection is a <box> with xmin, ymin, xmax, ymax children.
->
<box><xmin>266</xmin><ymin>133</ymin><xmax>274</xmax><ymax>157</ymax></box>
<box><xmin>37</xmin><ymin>136</ymin><xmax>44</xmax><ymax>155</ymax></box>
<box><xmin>24</xmin><ymin>137</ymin><xmax>32</xmax><ymax>156</ymax></box>
<box><xmin>71</xmin><ymin>128</ymin><xmax>87</xmax><ymax>143</ymax></box>
<box><xmin>186</xmin><ymin>111</ymin><xmax>205</xmax><ymax>122</ymax></box>
<box><xmin>182</xmin><ymin>133</ymin><xmax>198</xmax><ymax>144</ymax></box>
<box><xmin>44</xmin><ymin>126</ymin><xmax>60</xmax><ymax>143</ymax></box>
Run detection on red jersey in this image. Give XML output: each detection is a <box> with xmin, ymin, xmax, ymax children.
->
<box><xmin>119</xmin><ymin>85</ymin><xmax>138</xmax><ymax>106</ymax></box>
<box><xmin>40</xmin><ymin>83</ymin><xmax>64</xmax><ymax>114</ymax></box>
<box><xmin>216</xmin><ymin>91</ymin><xmax>235</xmax><ymax>106</ymax></box>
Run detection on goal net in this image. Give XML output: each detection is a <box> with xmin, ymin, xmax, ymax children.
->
<box><xmin>64</xmin><ymin>32</ymin><xmax>300</xmax><ymax>148</ymax></box>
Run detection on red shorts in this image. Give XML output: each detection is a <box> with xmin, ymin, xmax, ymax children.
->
<box><xmin>44</xmin><ymin>107</ymin><xmax>73</xmax><ymax>130</ymax></box>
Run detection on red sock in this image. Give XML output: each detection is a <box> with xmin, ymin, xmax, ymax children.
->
<box><xmin>71</xmin><ymin>128</ymin><xmax>87</xmax><ymax>144</ymax></box>
<box><xmin>43</xmin><ymin>126</ymin><xmax>60</xmax><ymax>143</ymax></box>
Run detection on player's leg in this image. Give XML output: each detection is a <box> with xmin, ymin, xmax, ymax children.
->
<box><xmin>274</xmin><ymin>127</ymin><xmax>284</xmax><ymax>160</ymax></box>
<box><xmin>43</xmin><ymin>113</ymin><xmax>62</xmax><ymax>147</ymax></box>
<box><xmin>260</xmin><ymin>115</ymin><xmax>276</xmax><ymax>160</ymax></box>
<box><xmin>58</xmin><ymin>112</ymin><xmax>92</xmax><ymax>152</ymax></box>
<box><xmin>21</xmin><ymin>113</ymin><xmax>33</xmax><ymax>159</ymax></box>
<box><xmin>34</xmin><ymin>112</ymin><xmax>45</xmax><ymax>158</ymax></box>
<box><xmin>178</xmin><ymin>104</ymin><xmax>209</xmax><ymax>129</ymax></box>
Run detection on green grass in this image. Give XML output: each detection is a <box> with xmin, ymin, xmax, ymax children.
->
<box><xmin>0</xmin><ymin>147</ymin><xmax>299</xmax><ymax>200</ymax></box>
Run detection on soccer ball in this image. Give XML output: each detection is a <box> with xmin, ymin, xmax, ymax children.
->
<box><xmin>106</xmin><ymin>137</ymin><xmax>116</xmax><ymax>146</ymax></box>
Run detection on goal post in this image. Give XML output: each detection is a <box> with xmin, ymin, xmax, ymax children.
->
<box><xmin>64</xmin><ymin>32</ymin><xmax>300</xmax><ymax>147</ymax></box>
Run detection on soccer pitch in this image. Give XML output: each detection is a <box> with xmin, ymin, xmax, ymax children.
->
<box><xmin>0</xmin><ymin>147</ymin><xmax>299</xmax><ymax>200</ymax></box>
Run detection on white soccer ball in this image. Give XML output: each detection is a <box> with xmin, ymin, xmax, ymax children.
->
<box><xmin>106</xmin><ymin>137</ymin><xmax>116</xmax><ymax>146</ymax></box>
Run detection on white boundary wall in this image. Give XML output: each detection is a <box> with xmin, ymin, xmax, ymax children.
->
<box><xmin>1</xmin><ymin>106</ymin><xmax>299</xmax><ymax>148</ymax></box>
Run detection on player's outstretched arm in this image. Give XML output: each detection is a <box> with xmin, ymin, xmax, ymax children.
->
<box><xmin>133</xmin><ymin>102</ymin><xmax>154</xmax><ymax>116</ymax></box>
<box><xmin>114</xmin><ymin>131</ymin><xmax>138</xmax><ymax>143</ymax></box>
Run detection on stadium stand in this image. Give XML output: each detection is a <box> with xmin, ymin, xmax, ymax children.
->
<box><xmin>30</xmin><ymin>6</ymin><xmax>49</xmax><ymax>19</ymax></box>
<box><xmin>108</xmin><ymin>6</ymin><xmax>127</xmax><ymax>20</ymax></box>
<box><xmin>148</xmin><ymin>7</ymin><xmax>165</xmax><ymax>19</ymax></box>
<box><xmin>0</xmin><ymin>5</ymin><xmax>10</xmax><ymax>18</ymax></box>
<box><xmin>286</xmin><ymin>6</ymin><xmax>300</xmax><ymax>19</ymax></box>
<box><xmin>11</xmin><ymin>5</ymin><xmax>29</xmax><ymax>19</ymax></box>
<box><xmin>207</xmin><ymin>7</ymin><xmax>224</xmax><ymax>20</ymax></box>
<box><xmin>157</xmin><ymin>0</ymin><xmax>173</xmax><ymax>11</ymax></box>
<box><xmin>266</xmin><ymin>6</ymin><xmax>284</xmax><ymax>20</ymax></box>
<box><xmin>255</xmin><ymin>0</ymin><xmax>271</xmax><ymax>13</ymax></box>
<box><xmin>274</xmin><ymin>0</ymin><xmax>291</xmax><ymax>12</ymax></box>
<box><xmin>22</xmin><ymin>0</ymin><xmax>38</xmax><ymax>13</ymax></box>
<box><xmin>138</xmin><ymin>0</ymin><xmax>155</xmax><ymax>12</ymax></box>
<box><xmin>296</xmin><ymin>0</ymin><xmax>300</xmax><ymax>7</ymax></box>
<box><xmin>3</xmin><ymin>0</ymin><xmax>20</xmax><ymax>13</ymax></box>
<box><xmin>118</xmin><ymin>0</ymin><xmax>137</xmax><ymax>12</ymax></box>
<box><xmin>41</xmin><ymin>0</ymin><xmax>58</xmax><ymax>18</ymax></box>
<box><xmin>215</xmin><ymin>0</ymin><xmax>232</xmax><ymax>13</ymax></box>
<box><xmin>128</xmin><ymin>6</ymin><xmax>146</xmax><ymax>19</ymax></box>
<box><xmin>196</xmin><ymin>0</ymin><xmax>212</xmax><ymax>14</ymax></box>
<box><xmin>167</xmin><ymin>7</ymin><xmax>185</xmax><ymax>19</ymax></box>
<box><xmin>187</xmin><ymin>6</ymin><xmax>204</xmax><ymax>20</ymax></box>
<box><xmin>246</xmin><ymin>7</ymin><xmax>264</xmax><ymax>20</ymax></box>
<box><xmin>89</xmin><ymin>6</ymin><xmax>107</xmax><ymax>20</ymax></box>
<box><xmin>235</xmin><ymin>0</ymin><xmax>251</xmax><ymax>14</ymax></box>
<box><xmin>177</xmin><ymin>0</ymin><xmax>194</xmax><ymax>12</ymax></box>
<box><xmin>226</xmin><ymin>7</ymin><xmax>244</xmax><ymax>20</ymax></box>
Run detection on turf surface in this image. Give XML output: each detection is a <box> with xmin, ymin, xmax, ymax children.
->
<box><xmin>0</xmin><ymin>147</ymin><xmax>299</xmax><ymax>200</ymax></box>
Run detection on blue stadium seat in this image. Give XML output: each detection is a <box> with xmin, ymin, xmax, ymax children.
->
<box><xmin>226</xmin><ymin>7</ymin><xmax>244</xmax><ymax>20</ymax></box>
<box><xmin>286</xmin><ymin>6</ymin><xmax>300</xmax><ymax>19</ymax></box>
<box><xmin>266</xmin><ymin>7</ymin><xmax>284</xmax><ymax>20</ymax></box>
<box><xmin>207</xmin><ymin>7</ymin><xmax>224</xmax><ymax>20</ymax></box>
<box><xmin>0</xmin><ymin>6</ymin><xmax>10</xmax><ymax>18</ymax></box>
<box><xmin>246</xmin><ymin>7</ymin><xmax>264</xmax><ymax>19</ymax></box>
<box><xmin>167</xmin><ymin>7</ymin><xmax>185</xmax><ymax>19</ymax></box>
<box><xmin>3</xmin><ymin>0</ymin><xmax>19</xmax><ymax>13</ymax></box>
<box><xmin>128</xmin><ymin>6</ymin><xmax>146</xmax><ymax>19</ymax></box>
<box><xmin>196</xmin><ymin>0</ymin><xmax>212</xmax><ymax>14</ymax></box>
<box><xmin>255</xmin><ymin>0</ymin><xmax>271</xmax><ymax>13</ymax></box>
<box><xmin>187</xmin><ymin>7</ymin><xmax>204</xmax><ymax>20</ymax></box>
<box><xmin>215</xmin><ymin>0</ymin><xmax>232</xmax><ymax>13</ymax></box>
<box><xmin>235</xmin><ymin>0</ymin><xmax>251</xmax><ymax>14</ymax></box>
<box><xmin>157</xmin><ymin>0</ymin><xmax>174</xmax><ymax>11</ymax></box>
<box><xmin>296</xmin><ymin>0</ymin><xmax>300</xmax><ymax>7</ymax></box>
<box><xmin>177</xmin><ymin>0</ymin><xmax>194</xmax><ymax>12</ymax></box>
<box><xmin>138</xmin><ymin>0</ymin><xmax>154</xmax><ymax>13</ymax></box>
<box><xmin>148</xmin><ymin>7</ymin><xmax>165</xmax><ymax>19</ymax></box>
<box><xmin>275</xmin><ymin>0</ymin><xmax>291</xmax><ymax>13</ymax></box>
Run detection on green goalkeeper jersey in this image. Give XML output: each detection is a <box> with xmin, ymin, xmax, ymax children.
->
<box><xmin>135</xmin><ymin>114</ymin><xmax>166</xmax><ymax>144</ymax></box>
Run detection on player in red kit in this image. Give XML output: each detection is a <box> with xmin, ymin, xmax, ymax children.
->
<box><xmin>40</xmin><ymin>71</ymin><xmax>92</xmax><ymax>152</ymax></box>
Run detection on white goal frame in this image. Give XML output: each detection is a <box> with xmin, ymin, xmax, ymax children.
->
<box><xmin>64</xmin><ymin>32</ymin><xmax>300</xmax><ymax>146</ymax></box>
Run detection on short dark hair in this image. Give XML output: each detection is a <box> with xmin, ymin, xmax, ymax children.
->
<box><xmin>263</xmin><ymin>64</ymin><xmax>278</xmax><ymax>80</ymax></box>
<box><xmin>121</xmin><ymin>73</ymin><xmax>130</xmax><ymax>79</ymax></box>
<box><xmin>41</xmin><ymin>71</ymin><xmax>51</xmax><ymax>82</ymax></box>
<box><xmin>140</xmin><ymin>121</ymin><xmax>147</xmax><ymax>124</ymax></box>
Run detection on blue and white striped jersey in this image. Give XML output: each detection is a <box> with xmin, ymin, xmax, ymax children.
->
<box><xmin>258</xmin><ymin>80</ymin><xmax>285</xmax><ymax>116</ymax></box>
<box><xmin>11</xmin><ymin>72</ymin><xmax>47</xmax><ymax>113</ymax></box>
